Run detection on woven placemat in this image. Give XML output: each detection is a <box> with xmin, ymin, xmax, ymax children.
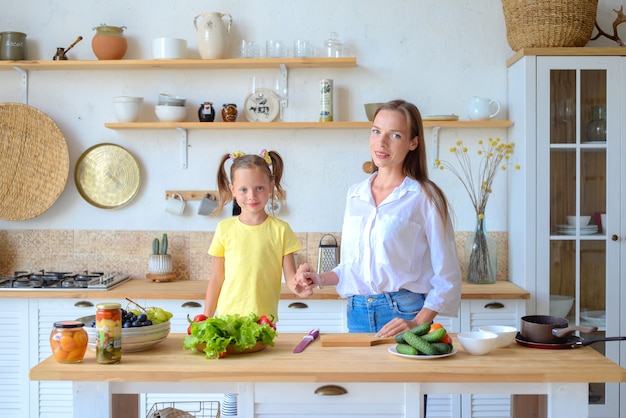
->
<box><xmin>0</xmin><ymin>103</ymin><xmax>69</xmax><ymax>220</ymax></box>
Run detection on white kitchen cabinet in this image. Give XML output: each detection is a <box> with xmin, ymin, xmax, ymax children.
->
<box><xmin>277</xmin><ymin>299</ymin><xmax>347</xmax><ymax>333</ymax></box>
<box><xmin>0</xmin><ymin>299</ymin><xmax>31</xmax><ymax>418</ymax></box>
<box><xmin>508</xmin><ymin>49</ymin><xmax>626</xmax><ymax>417</ymax></box>
<box><xmin>32</xmin><ymin>298</ymin><xmax>131</xmax><ymax>418</ymax></box>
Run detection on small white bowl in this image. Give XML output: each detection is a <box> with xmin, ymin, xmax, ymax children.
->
<box><xmin>113</xmin><ymin>96</ymin><xmax>143</xmax><ymax>122</ymax></box>
<box><xmin>549</xmin><ymin>294</ymin><xmax>575</xmax><ymax>318</ymax></box>
<box><xmin>155</xmin><ymin>105</ymin><xmax>187</xmax><ymax>122</ymax></box>
<box><xmin>566</xmin><ymin>215</ymin><xmax>591</xmax><ymax>226</ymax></box>
<box><xmin>478</xmin><ymin>325</ymin><xmax>518</xmax><ymax>348</ymax></box>
<box><xmin>457</xmin><ymin>331</ymin><xmax>498</xmax><ymax>355</ymax></box>
<box><xmin>157</xmin><ymin>93</ymin><xmax>186</xmax><ymax>107</ymax></box>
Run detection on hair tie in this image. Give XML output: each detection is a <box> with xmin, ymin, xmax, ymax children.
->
<box><xmin>229</xmin><ymin>151</ymin><xmax>244</xmax><ymax>162</ymax></box>
<box><xmin>259</xmin><ymin>149</ymin><xmax>272</xmax><ymax>166</ymax></box>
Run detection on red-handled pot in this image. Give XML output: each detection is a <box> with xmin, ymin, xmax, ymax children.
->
<box><xmin>520</xmin><ymin>315</ymin><xmax>597</xmax><ymax>343</ymax></box>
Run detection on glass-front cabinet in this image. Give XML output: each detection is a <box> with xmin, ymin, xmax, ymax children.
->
<box><xmin>508</xmin><ymin>51</ymin><xmax>625</xmax><ymax>417</ymax></box>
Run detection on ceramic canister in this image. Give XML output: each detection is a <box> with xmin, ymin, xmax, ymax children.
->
<box><xmin>1</xmin><ymin>31</ymin><xmax>27</xmax><ymax>60</ymax></box>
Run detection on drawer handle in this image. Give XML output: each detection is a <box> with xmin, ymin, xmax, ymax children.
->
<box><xmin>484</xmin><ymin>302</ymin><xmax>504</xmax><ymax>309</ymax></box>
<box><xmin>74</xmin><ymin>301</ymin><xmax>94</xmax><ymax>308</ymax></box>
<box><xmin>182</xmin><ymin>301</ymin><xmax>202</xmax><ymax>308</ymax></box>
<box><xmin>314</xmin><ymin>385</ymin><xmax>348</xmax><ymax>396</ymax></box>
<box><xmin>288</xmin><ymin>302</ymin><xmax>309</xmax><ymax>309</ymax></box>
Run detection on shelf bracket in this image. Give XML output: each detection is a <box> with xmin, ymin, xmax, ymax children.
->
<box><xmin>14</xmin><ymin>66</ymin><xmax>28</xmax><ymax>104</ymax></box>
<box><xmin>430</xmin><ymin>125</ymin><xmax>441</xmax><ymax>167</ymax></box>
<box><xmin>176</xmin><ymin>127</ymin><xmax>189</xmax><ymax>169</ymax></box>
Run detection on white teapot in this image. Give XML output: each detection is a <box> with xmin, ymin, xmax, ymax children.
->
<box><xmin>467</xmin><ymin>96</ymin><xmax>500</xmax><ymax>121</ymax></box>
<box><xmin>194</xmin><ymin>12</ymin><xmax>232</xmax><ymax>59</ymax></box>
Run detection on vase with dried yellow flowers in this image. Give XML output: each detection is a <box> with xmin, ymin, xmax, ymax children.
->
<box><xmin>435</xmin><ymin>138</ymin><xmax>518</xmax><ymax>284</ymax></box>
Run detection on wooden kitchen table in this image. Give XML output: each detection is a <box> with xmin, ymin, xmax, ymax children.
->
<box><xmin>30</xmin><ymin>333</ymin><xmax>625</xmax><ymax>418</ymax></box>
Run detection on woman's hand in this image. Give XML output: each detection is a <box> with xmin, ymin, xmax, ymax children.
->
<box><xmin>376</xmin><ymin>318</ymin><xmax>418</xmax><ymax>338</ymax></box>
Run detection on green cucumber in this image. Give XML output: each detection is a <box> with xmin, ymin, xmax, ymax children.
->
<box><xmin>402</xmin><ymin>332</ymin><xmax>437</xmax><ymax>355</ymax></box>
<box><xmin>409</xmin><ymin>323</ymin><xmax>431</xmax><ymax>336</ymax></box>
<box><xmin>394</xmin><ymin>333</ymin><xmax>406</xmax><ymax>344</ymax></box>
<box><xmin>431</xmin><ymin>342</ymin><xmax>453</xmax><ymax>355</ymax></box>
<box><xmin>422</xmin><ymin>328</ymin><xmax>447</xmax><ymax>343</ymax></box>
<box><xmin>396</xmin><ymin>343</ymin><xmax>419</xmax><ymax>356</ymax></box>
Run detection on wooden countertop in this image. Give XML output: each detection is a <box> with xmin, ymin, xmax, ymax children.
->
<box><xmin>30</xmin><ymin>333</ymin><xmax>624</xmax><ymax>384</ymax></box>
<box><xmin>0</xmin><ymin>279</ymin><xmax>529</xmax><ymax>300</ymax></box>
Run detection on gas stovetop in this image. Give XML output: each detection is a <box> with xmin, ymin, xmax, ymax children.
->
<box><xmin>0</xmin><ymin>271</ymin><xmax>130</xmax><ymax>291</ymax></box>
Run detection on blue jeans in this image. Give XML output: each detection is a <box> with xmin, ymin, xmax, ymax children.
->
<box><xmin>347</xmin><ymin>289</ymin><xmax>428</xmax><ymax>417</ymax></box>
<box><xmin>346</xmin><ymin>289</ymin><xmax>426</xmax><ymax>333</ymax></box>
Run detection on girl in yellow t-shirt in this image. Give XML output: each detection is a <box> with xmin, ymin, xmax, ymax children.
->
<box><xmin>204</xmin><ymin>149</ymin><xmax>309</xmax><ymax>321</ymax></box>
<box><xmin>205</xmin><ymin>149</ymin><xmax>309</xmax><ymax>417</ymax></box>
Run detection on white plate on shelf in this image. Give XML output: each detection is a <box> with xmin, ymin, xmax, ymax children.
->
<box><xmin>243</xmin><ymin>88</ymin><xmax>280</xmax><ymax>122</ymax></box>
<box><xmin>422</xmin><ymin>114</ymin><xmax>459</xmax><ymax>121</ymax></box>
<box><xmin>581</xmin><ymin>310</ymin><xmax>606</xmax><ymax>327</ymax></box>
<box><xmin>388</xmin><ymin>345</ymin><xmax>456</xmax><ymax>359</ymax></box>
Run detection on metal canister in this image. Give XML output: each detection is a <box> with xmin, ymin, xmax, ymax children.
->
<box><xmin>95</xmin><ymin>302</ymin><xmax>122</xmax><ymax>364</ymax></box>
<box><xmin>319</xmin><ymin>79</ymin><xmax>333</xmax><ymax>122</ymax></box>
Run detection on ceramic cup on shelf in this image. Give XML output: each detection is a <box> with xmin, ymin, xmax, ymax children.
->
<box><xmin>467</xmin><ymin>96</ymin><xmax>500</xmax><ymax>121</ymax></box>
<box><xmin>165</xmin><ymin>193</ymin><xmax>185</xmax><ymax>215</ymax></box>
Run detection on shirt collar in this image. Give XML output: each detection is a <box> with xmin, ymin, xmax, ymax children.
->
<box><xmin>350</xmin><ymin>173</ymin><xmax>420</xmax><ymax>203</ymax></box>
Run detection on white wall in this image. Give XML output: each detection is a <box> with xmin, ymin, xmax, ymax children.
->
<box><xmin>0</xmin><ymin>0</ymin><xmax>620</xmax><ymax>233</ymax></box>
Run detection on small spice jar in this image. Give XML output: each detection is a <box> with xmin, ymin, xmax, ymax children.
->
<box><xmin>95</xmin><ymin>303</ymin><xmax>122</xmax><ymax>364</ymax></box>
<box><xmin>222</xmin><ymin>103</ymin><xmax>238</xmax><ymax>122</ymax></box>
<box><xmin>49</xmin><ymin>320</ymin><xmax>89</xmax><ymax>363</ymax></box>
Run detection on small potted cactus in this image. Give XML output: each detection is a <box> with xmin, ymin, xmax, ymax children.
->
<box><xmin>148</xmin><ymin>233</ymin><xmax>173</xmax><ymax>275</ymax></box>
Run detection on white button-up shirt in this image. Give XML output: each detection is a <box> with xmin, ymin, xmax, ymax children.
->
<box><xmin>333</xmin><ymin>174</ymin><xmax>462</xmax><ymax>317</ymax></box>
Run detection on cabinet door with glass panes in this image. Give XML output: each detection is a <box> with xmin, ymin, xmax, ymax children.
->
<box><xmin>533</xmin><ymin>56</ymin><xmax>622</xmax><ymax>417</ymax></box>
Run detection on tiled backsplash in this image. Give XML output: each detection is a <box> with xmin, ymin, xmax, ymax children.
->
<box><xmin>0</xmin><ymin>229</ymin><xmax>508</xmax><ymax>281</ymax></box>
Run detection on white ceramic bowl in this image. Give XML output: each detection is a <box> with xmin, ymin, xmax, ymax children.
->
<box><xmin>152</xmin><ymin>37</ymin><xmax>187</xmax><ymax>59</ymax></box>
<box><xmin>549</xmin><ymin>294</ymin><xmax>575</xmax><ymax>318</ymax></box>
<box><xmin>478</xmin><ymin>325</ymin><xmax>518</xmax><ymax>348</ymax></box>
<box><xmin>77</xmin><ymin>315</ymin><xmax>170</xmax><ymax>352</ymax></box>
<box><xmin>157</xmin><ymin>93</ymin><xmax>186</xmax><ymax>107</ymax></box>
<box><xmin>113</xmin><ymin>96</ymin><xmax>143</xmax><ymax>122</ymax></box>
<box><xmin>155</xmin><ymin>105</ymin><xmax>187</xmax><ymax>122</ymax></box>
<box><xmin>457</xmin><ymin>331</ymin><xmax>498</xmax><ymax>355</ymax></box>
<box><xmin>566</xmin><ymin>215</ymin><xmax>591</xmax><ymax>226</ymax></box>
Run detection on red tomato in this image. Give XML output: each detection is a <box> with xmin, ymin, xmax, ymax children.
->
<box><xmin>440</xmin><ymin>334</ymin><xmax>452</xmax><ymax>344</ymax></box>
<box><xmin>257</xmin><ymin>315</ymin><xmax>276</xmax><ymax>330</ymax></box>
<box><xmin>193</xmin><ymin>314</ymin><xmax>208</xmax><ymax>322</ymax></box>
<box><xmin>187</xmin><ymin>324</ymin><xmax>192</xmax><ymax>335</ymax></box>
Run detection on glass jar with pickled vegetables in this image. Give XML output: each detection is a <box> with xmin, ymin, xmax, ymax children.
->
<box><xmin>49</xmin><ymin>320</ymin><xmax>89</xmax><ymax>363</ymax></box>
<box><xmin>95</xmin><ymin>302</ymin><xmax>122</xmax><ymax>364</ymax></box>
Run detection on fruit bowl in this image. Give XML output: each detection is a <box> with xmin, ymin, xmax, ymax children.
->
<box><xmin>77</xmin><ymin>315</ymin><xmax>170</xmax><ymax>352</ymax></box>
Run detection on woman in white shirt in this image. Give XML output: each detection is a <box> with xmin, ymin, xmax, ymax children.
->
<box><xmin>297</xmin><ymin>99</ymin><xmax>461</xmax><ymax>338</ymax></box>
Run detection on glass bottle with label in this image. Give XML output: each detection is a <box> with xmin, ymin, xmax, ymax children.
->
<box><xmin>95</xmin><ymin>303</ymin><xmax>122</xmax><ymax>364</ymax></box>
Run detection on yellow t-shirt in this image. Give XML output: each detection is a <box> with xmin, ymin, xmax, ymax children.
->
<box><xmin>208</xmin><ymin>216</ymin><xmax>301</xmax><ymax>322</ymax></box>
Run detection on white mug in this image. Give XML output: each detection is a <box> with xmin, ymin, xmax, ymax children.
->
<box><xmin>165</xmin><ymin>193</ymin><xmax>185</xmax><ymax>215</ymax></box>
<box><xmin>467</xmin><ymin>96</ymin><xmax>501</xmax><ymax>121</ymax></box>
<box><xmin>152</xmin><ymin>38</ymin><xmax>187</xmax><ymax>59</ymax></box>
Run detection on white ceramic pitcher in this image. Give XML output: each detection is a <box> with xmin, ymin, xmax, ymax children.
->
<box><xmin>194</xmin><ymin>12</ymin><xmax>232</xmax><ymax>59</ymax></box>
<box><xmin>467</xmin><ymin>96</ymin><xmax>501</xmax><ymax>121</ymax></box>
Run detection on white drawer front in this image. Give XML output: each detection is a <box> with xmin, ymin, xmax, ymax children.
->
<box><xmin>278</xmin><ymin>299</ymin><xmax>346</xmax><ymax>333</ymax></box>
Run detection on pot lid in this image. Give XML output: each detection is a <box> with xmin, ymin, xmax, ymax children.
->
<box><xmin>74</xmin><ymin>143</ymin><xmax>140</xmax><ymax>209</ymax></box>
<box><xmin>0</xmin><ymin>103</ymin><xmax>69</xmax><ymax>221</ymax></box>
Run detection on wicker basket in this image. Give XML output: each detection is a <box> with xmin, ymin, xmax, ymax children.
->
<box><xmin>502</xmin><ymin>0</ymin><xmax>598</xmax><ymax>51</ymax></box>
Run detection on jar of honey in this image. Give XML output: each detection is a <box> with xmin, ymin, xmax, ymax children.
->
<box><xmin>95</xmin><ymin>303</ymin><xmax>122</xmax><ymax>364</ymax></box>
<box><xmin>49</xmin><ymin>320</ymin><xmax>89</xmax><ymax>363</ymax></box>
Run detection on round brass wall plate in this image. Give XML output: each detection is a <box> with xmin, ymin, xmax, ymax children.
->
<box><xmin>74</xmin><ymin>143</ymin><xmax>140</xmax><ymax>209</ymax></box>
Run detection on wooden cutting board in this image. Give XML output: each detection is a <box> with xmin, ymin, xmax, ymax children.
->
<box><xmin>320</xmin><ymin>333</ymin><xmax>396</xmax><ymax>347</ymax></box>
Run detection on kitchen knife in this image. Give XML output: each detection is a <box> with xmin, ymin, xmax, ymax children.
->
<box><xmin>293</xmin><ymin>328</ymin><xmax>320</xmax><ymax>353</ymax></box>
